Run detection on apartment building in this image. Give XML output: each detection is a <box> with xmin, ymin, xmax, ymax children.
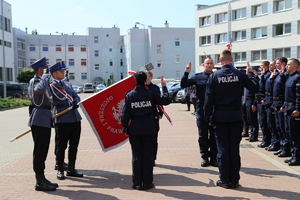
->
<box><xmin>195</xmin><ymin>0</ymin><xmax>300</xmax><ymax>71</ymax></box>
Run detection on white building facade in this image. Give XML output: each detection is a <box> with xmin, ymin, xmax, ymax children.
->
<box><xmin>195</xmin><ymin>0</ymin><xmax>300</xmax><ymax>71</ymax></box>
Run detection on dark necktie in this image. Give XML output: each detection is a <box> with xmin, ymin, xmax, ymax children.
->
<box><xmin>59</xmin><ymin>81</ymin><xmax>63</xmax><ymax>87</ymax></box>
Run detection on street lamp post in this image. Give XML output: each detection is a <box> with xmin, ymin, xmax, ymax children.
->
<box><xmin>135</xmin><ymin>22</ymin><xmax>147</xmax><ymax>66</ymax></box>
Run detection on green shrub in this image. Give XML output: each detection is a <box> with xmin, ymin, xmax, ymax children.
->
<box><xmin>0</xmin><ymin>97</ymin><xmax>31</xmax><ymax>110</ymax></box>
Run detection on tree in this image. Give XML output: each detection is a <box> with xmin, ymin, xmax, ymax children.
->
<box><xmin>17</xmin><ymin>68</ymin><xmax>35</xmax><ymax>83</ymax></box>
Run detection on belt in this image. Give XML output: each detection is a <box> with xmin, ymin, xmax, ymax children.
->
<box><xmin>132</xmin><ymin>114</ymin><xmax>153</xmax><ymax>120</ymax></box>
<box><xmin>215</xmin><ymin>105</ymin><xmax>241</xmax><ymax>110</ymax></box>
<box><xmin>32</xmin><ymin>105</ymin><xmax>51</xmax><ymax>110</ymax></box>
<box><xmin>273</xmin><ymin>97</ymin><xmax>283</xmax><ymax>101</ymax></box>
<box><xmin>265</xmin><ymin>92</ymin><xmax>271</xmax><ymax>96</ymax></box>
<box><xmin>255</xmin><ymin>95</ymin><xmax>264</xmax><ymax>100</ymax></box>
<box><xmin>285</xmin><ymin>102</ymin><xmax>295</xmax><ymax>106</ymax></box>
<box><xmin>55</xmin><ymin>103</ymin><xmax>70</xmax><ymax>109</ymax></box>
<box><xmin>246</xmin><ymin>97</ymin><xmax>252</xmax><ymax>100</ymax></box>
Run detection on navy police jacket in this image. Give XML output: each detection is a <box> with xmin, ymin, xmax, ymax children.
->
<box><xmin>122</xmin><ymin>85</ymin><xmax>171</xmax><ymax>136</ymax></box>
<box><xmin>254</xmin><ymin>70</ymin><xmax>271</xmax><ymax>106</ymax></box>
<box><xmin>147</xmin><ymin>82</ymin><xmax>163</xmax><ymax>118</ymax></box>
<box><xmin>273</xmin><ymin>71</ymin><xmax>289</xmax><ymax>109</ymax></box>
<box><xmin>204</xmin><ymin>65</ymin><xmax>258</xmax><ymax>123</ymax></box>
<box><xmin>282</xmin><ymin>71</ymin><xmax>300</xmax><ymax>115</ymax></box>
<box><xmin>264</xmin><ymin>71</ymin><xmax>279</xmax><ymax>107</ymax></box>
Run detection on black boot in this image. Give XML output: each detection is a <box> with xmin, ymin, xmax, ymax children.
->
<box><xmin>57</xmin><ymin>163</ymin><xmax>65</xmax><ymax>180</ymax></box>
<box><xmin>35</xmin><ymin>174</ymin><xmax>56</xmax><ymax>191</ymax></box>
<box><xmin>67</xmin><ymin>162</ymin><xmax>83</xmax><ymax>177</ymax></box>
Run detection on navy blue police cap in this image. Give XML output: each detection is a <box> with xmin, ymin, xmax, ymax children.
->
<box><xmin>252</xmin><ymin>66</ymin><xmax>260</xmax><ymax>71</ymax></box>
<box><xmin>30</xmin><ymin>57</ymin><xmax>48</xmax><ymax>69</ymax></box>
<box><xmin>50</xmin><ymin>61</ymin><xmax>68</xmax><ymax>73</ymax></box>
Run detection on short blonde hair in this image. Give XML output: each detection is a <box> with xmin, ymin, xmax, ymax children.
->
<box><xmin>146</xmin><ymin>71</ymin><xmax>153</xmax><ymax>78</ymax></box>
<box><xmin>220</xmin><ymin>49</ymin><xmax>232</xmax><ymax>62</ymax></box>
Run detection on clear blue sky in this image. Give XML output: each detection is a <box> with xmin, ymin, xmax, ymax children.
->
<box><xmin>6</xmin><ymin>0</ymin><xmax>226</xmax><ymax>35</ymax></box>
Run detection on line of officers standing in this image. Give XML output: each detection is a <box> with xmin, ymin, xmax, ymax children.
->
<box><xmin>28</xmin><ymin>57</ymin><xmax>83</xmax><ymax>191</ymax></box>
<box><xmin>180</xmin><ymin>49</ymin><xmax>300</xmax><ymax>189</ymax></box>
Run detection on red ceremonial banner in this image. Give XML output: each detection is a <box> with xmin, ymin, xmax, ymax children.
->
<box><xmin>80</xmin><ymin>75</ymin><xmax>136</xmax><ymax>151</ymax></box>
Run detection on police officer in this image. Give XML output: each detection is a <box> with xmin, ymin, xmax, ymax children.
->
<box><xmin>204</xmin><ymin>50</ymin><xmax>258</xmax><ymax>189</ymax></box>
<box><xmin>28</xmin><ymin>57</ymin><xmax>58</xmax><ymax>191</ymax></box>
<box><xmin>260</xmin><ymin>61</ymin><xmax>277</xmax><ymax>148</ymax></box>
<box><xmin>280</xmin><ymin>58</ymin><xmax>300</xmax><ymax>165</ymax></box>
<box><xmin>146</xmin><ymin>71</ymin><xmax>163</xmax><ymax>166</ymax></box>
<box><xmin>181</xmin><ymin>58</ymin><xmax>218</xmax><ymax>167</ymax></box>
<box><xmin>49</xmin><ymin>62</ymin><xmax>83</xmax><ymax>180</ymax></box>
<box><xmin>122</xmin><ymin>72</ymin><xmax>171</xmax><ymax>190</ymax></box>
<box><xmin>253</xmin><ymin>61</ymin><xmax>271</xmax><ymax>147</ymax></box>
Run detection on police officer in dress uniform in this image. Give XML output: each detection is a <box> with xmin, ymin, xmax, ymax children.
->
<box><xmin>49</xmin><ymin>62</ymin><xmax>83</xmax><ymax>180</ymax></box>
<box><xmin>28</xmin><ymin>57</ymin><xmax>58</xmax><ymax>191</ymax></box>
<box><xmin>122</xmin><ymin>71</ymin><xmax>171</xmax><ymax>190</ymax></box>
<box><xmin>181</xmin><ymin>58</ymin><xmax>218</xmax><ymax>167</ymax></box>
<box><xmin>280</xmin><ymin>59</ymin><xmax>300</xmax><ymax>165</ymax></box>
<box><xmin>204</xmin><ymin>50</ymin><xmax>258</xmax><ymax>189</ymax></box>
<box><xmin>146</xmin><ymin>71</ymin><xmax>163</xmax><ymax>166</ymax></box>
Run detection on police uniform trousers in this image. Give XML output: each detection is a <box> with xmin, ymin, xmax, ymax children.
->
<box><xmin>55</xmin><ymin>122</ymin><xmax>81</xmax><ymax>168</ymax></box>
<box><xmin>265</xmin><ymin>107</ymin><xmax>276</xmax><ymax>146</ymax></box>
<box><xmin>241</xmin><ymin>104</ymin><xmax>249</xmax><ymax>134</ymax></box>
<box><xmin>245</xmin><ymin>100</ymin><xmax>258</xmax><ymax>139</ymax></box>
<box><xmin>153</xmin><ymin>118</ymin><xmax>160</xmax><ymax>161</ymax></box>
<box><xmin>31</xmin><ymin>125</ymin><xmax>51</xmax><ymax>175</ymax></box>
<box><xmin>197</xmin><ymin>113</ymin><xmax>217</xmax><ymax>159</ymax></box>
<box><xmin>129</xmin><ymin>134</ymin><xmax>154</xmax><ymax>186</ymax></box>
<box><xmin>273</xmin><ymin>107</ymin><xmax>284</xmax><ymax>147</ymax></box>
<box><xmin>257</xmin><ymin>103</ymin><xmax>270</xmax><ymax>142</ymax></box>
<box><xmin>214</xmin><ymin>121</ymin><xmax>242</xmax><ymax>184</ymax></box>
<box><xmin>285</xmin><ymin>114</ymin><xmax>300</xmax><ymax>159</ymax></box>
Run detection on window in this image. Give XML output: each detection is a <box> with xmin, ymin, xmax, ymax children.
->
<box><xmin>106</xmin><ymin>34</ymin><xmax>109</xmax><ymax>37</ymax></box>
<box><xmin>175</xmin><ymin>38</ymin><xmax>180</xmax><ymax>47</ymax></box>
<box><xmin>42</xmin><ymin>44</ymin><xmax>48</xmax><ymax>52</ymax></box>
<box><xmin>200</xmin><ymin>16</ymin><xmax>211</xmax><ymax>26</ymax></box>
<box><xmin>69</xmin><ymin>59</ymin><xmax>75</xmax><ymax>66</ymax></box>
<box><xmin>157</xmin><ymin>44</ymin><xmax>161</xmax><ymax>53</ymax></box>
<box><xmin>29</xmin><ymin>44</ymin><xmax>35</xmax><ymax>51</ymax></box>
<box><xmin>30</xmin><ymin>59</ymin><xmax>35</xmax><ymax>65</ymax></box>
<box><xmin>275</xmin><ymin>0</ymin><xmax>292</xmax><ymax>11</ymax></box>
<box><xmin>56</xmin><ymin>45</ymin><xmax>61</xmax><ymax>52</ymax></box>
<box><xmin>68</xmin><ymin>45</ymin><xmax>74</xmax><ymax>52</ymax></box>
<box><xmin>175</xmin><ymin>55</ymin><xmax>181</xmax><ymax>63</ymax></box>
<box><xmin>109</xmin><ymin>59</ymin><xmax>113</xmax><ymax>66</ymax></box>
<box><xmin>253</xmin><ymin>3</ymin><xmax>268</xmax><ymax>16</ymax></box>
<box><xmin>120</xmin><ymin>46</ymin><xmax>123</xmax><ymax>53</ymax></box>
<box><xmin>81</xmin><ymin>59</ymin><xmax>87</xmax><ymax>66</ymax></box>
<box><xmin>252</xmin><ymin>50</ymin><xmax>267</xmax><ymax>61</ymax></box>
<box><xmin>94</xmin><ymin>50</ymin><xmax>99</xmax><ymax>57</ymax></box>
<box><xmin>175</xmin><ymin>70</ymin><xmax>181</xmax><ymax>80</ymax></box>
<box><xmin>157</xmin><ymin>60</ymin><xmax>162</xmax><ymax>68</ymax></box>
<box><xmin>234</xmin><ymin>30</ymin><xmax>246</xmax><ymax>41</ymax></box>
<box><xmin>69</xmin><ymin>73</ymin><xmax>75</xmax><ymax>80</ymax></box>
<box><xmin>4</xmin><ymin>17</ymin><xmax>11</xmax><ymax>32</ymax></box>
<box><xmin>109</xmin><ymin>47</ymin><xmax>112</xmax><ymax>52</ymax></box>
<box><xmin>233</xmin><ymin>8</ymin><xmax>246</xmax><ymax>20</ymax></box>
<box><xmin>216</xmin><ymin>12</ymin><xmax>228</xmax><ymax>23</ymax></box>
<box><xmin>94</xmin><ymin>36</ymin><xmax>98</xmax><ymax>43</ymax></box>
<box><xmin>200</xmin><ymin>36</ymin><xmax>211</xmax><ymax>45</ymax></box>
<box><xmin>81</xmin><ymin>73</ymin><xmax>87</xmax><ymax>80</ymax></box>
<box><xmin>234</xmin><ymin>52</ymin><xmax>246</xmax><ymax>62</ymax></box>
<box><xmin>81</xmin><ymin>45</ymin><xmax>86</xmax><ymax>52</ymax></box>
<box><xmin>56</xmin><ymin>59</ymin><xmax>62</xmax><ymax>63</ymax></box>
<box><xmin>4</xmin><ymin>41</ymin><xmax>11</xmax><ymax>47</ymax></box>
<box><xmin>253</xmin><ymin>27</ymin><xmax>267</xmax><ymax>39</ymax></box>
<box><xmin>94</xmin><ymin>64</ymin><xmax>99</xmax><ymax>70</ymax></box>
<box><xmin>216</xmin><ymin>33</ymin><xmax>228</xmax><ymax>43</ymax></box>
<box><xmin>274</xmin><ymin>23</ymin><xmax>291</xmax><ymax>36</ymax></box>
<box><xmin>274</xmin><ymin>48</ymin><xmax>290</xmax><ymax>58</ymax></box>
<box><xmin>120</xmin><ymin>59</ymin><xmax>123</xmax><ymax>66</ymax></box>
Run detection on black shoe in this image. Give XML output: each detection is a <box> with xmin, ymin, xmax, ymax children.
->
<box><xmin>132</xmin><ymin>184</ymin><xmax>143</xmax><ymax>190</ymax></box>
<box><xmin>54</xmin><ymin>162</ymin><xmax>68</xmax><ymax>171</ymax></box>
<box><xmin>186</xmin><ymin>109</ymin><xmax>190</xmax><ymax>111</ymax></box>
<box><xmin>201</xmin><ymin>158</ymin><xmax>209</xmax><ymax>167</ymax></box>
<box><xmin>210</xmin><ymin>158</ymin><xmax>218</xmax><ymax>167</ymax></box>
<box><xmin>57</xmin><ymin>171</ymin><xmax>65</xmax><ymax>180</ymax></box>
<box><xmin>265</xmin><ymin>145</ymin><xmax>273</xmax><ymax>150</ymax></box>
<box><xmin>249</xmin><ymin>138</ymin><xmax>258</xmax><ymax>142</ymax></box>
<box><xmin>245</xmin><ymin>137</ymin><xmax>250</xmax><ymax>141</ymax></box>
<box><xmin>231</xmin><ymin>182</ymin><xmax>240</xmax><ymax>189</ymax></box>
<box><xmin>278</xmin><ymin>151</ymin><xmax>291</xmax><ymax>157</ymax></box>
<box><xmin>267</xmin><ymin>145</ymin><xmax>280</xmax><ymax>151</ymax></box>
<box><xmin>216</xmin><ymin>180</ymin><xmax>230</xmax><ymax>189</ymax></box>
<box><xmin>44</xmin><ymin>179</ymin><xmax>59</xmax><ymax>188</ymax></box>
<box><xmin>67</xmin><ymin>169</ymin><xmax>84</xmax><ymax>177</ymax></box>
<box><xmin>143</xmin><ymin>183</ymin><xmax>155</xmax><ymax>190</ymax></box>
<box><xmin>284</xmin><ymin>157</ymin><xmax>293</xmax><ymax>163</ymax></box>
<box><xmin>288</xmin><ymin>159</ymin><xmax>300</xmax><ymax>166</ymax></box>
<box><xmin>258</xmin><ymin>143</ymin><xmax>269</xmax><ymax>148</ymax></box>
<box><xmin>273</xmin><ymin>149</ymin><xmax>282</xmax><ymax>155</ymax></box>
<box><xmin>241</xmin><ymin>132</ymin><xmax>249</xmax><ymax>137</ymax></box>
<box><xmin>35</xmin><ymin>180</ymin><xmax>56</xmax><ymax>191</ymax></box>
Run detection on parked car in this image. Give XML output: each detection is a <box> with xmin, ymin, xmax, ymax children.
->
<box><xmin>0</xmin><ymin>82</ymin><xmax>28</xmax><ymax>99</ymax></box>
<box><xmin>176</xmin><ymin>89</ymin><xmax>186</xmax><ymax>103</ymax></box>
<box><xmin>72</xmin><ymin>85</ymin><xmax>81</xmax><ymax>93</ymax></box>
<box><xmin>159</xmin><ymin>82</ymin><xmax>181</xmax><ymax>103</ymax></box>
<box><xmin>96</xmin><ymin>84</ymin><xmax>106</xmax><ymax>92</ymax></box>
<box><xmin>82</xmin><ymin>83</ymin><xmax>94</xmax><ymax>93</ymax></box>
